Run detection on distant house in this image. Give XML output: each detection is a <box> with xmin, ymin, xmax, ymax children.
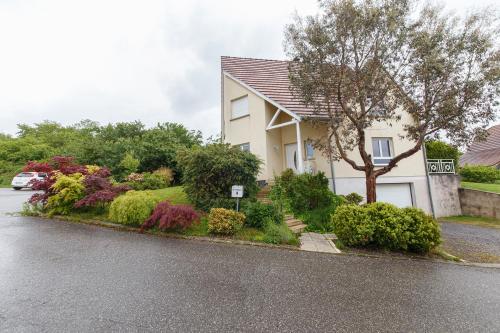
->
<box><xmin>220</xmin><ymin>56</ymin><xmax>449</xmax><ymax>213</ymax></box>
<box><xmin>460</xmin><ymin>125</ymin><xmax>500</xmax><ymax>169</ymax></box>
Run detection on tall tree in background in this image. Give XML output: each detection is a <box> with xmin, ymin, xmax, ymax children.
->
<box><xmin>284</xmin><ymin>0</ymin><xmax>499</xmax><ymax>202</ymax></box>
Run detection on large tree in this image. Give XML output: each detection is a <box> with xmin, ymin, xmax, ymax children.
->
<box><xmin>284</xmin><ymin>0</ymin><xmax>499</xmax><ymax>202</ymax></box>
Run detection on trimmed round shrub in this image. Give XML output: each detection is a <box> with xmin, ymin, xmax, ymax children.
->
<box><xmin>109</xmin><ymin>191</ymin><xmax>160</xmax><ymax>226</ymax></box>
<box><xmin>459</xmin><ymin>165</ymin><xmax>499</xmax><ymax>183</ymax></box>
<box><xmin>343</xmin><ymin>192</ymin><xmax>363</xmax><ymax>205</ymax></box>
<box><xmin>331</xmin><ymin>204</ymin><xmax>374</xmax><ymax>246</ymax></box>
<box><xmin>242</xmin><ymin>201</ymin><xmax>283</xmax><ymax>229</ymax></box>
<box><xmin>331</xmin><ymin>202</ymin><xmax>441</xmax><ymax>253</ymax></box>
<box><xmin>207</xmin><ymin>208</ymin><xmax>245</xmax><ymax>235</ymax></box>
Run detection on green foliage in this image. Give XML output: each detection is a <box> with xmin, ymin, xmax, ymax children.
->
<box><xmin>331</xmin><ymin>202</ymin><xmax>441</xmax><ymax>253</ymax></box>
<box><xmin>342</xmin><ymin>192</ymin><xmax>363</xmax><ymax>205</ymax></box>
<box><xmin>118</xmin><ymin>153</ymin><xmax>140</xmax><ymax>180</ymax></box>
<box><xmin>108</xmin><ymin>191</ymin><xmax>160</xmax><ymax>226</ymax></box>
<box><xmin>303</xmin><ymin>206</ymin><xmax>338</xmax><ymax>233</ymax></box>
<box><xmin>459</xmin><ymin>165</ymin><xmax>500</xmax><ymax>183</ymax></box>
<box><xmin>128</xmin><ymin>172</ymin><xmax>169</xmax><ymax>190</ymax></box>
<box><xmin>178</xmin><ymin>143</ymin><xmax>261</xmax><ymax>211</ymax></box>
<box><xmin>207</xmin><ymin>208</ymin><xmax>245</xmax><ymax>235</ymax></box>
<box><xmin>46</xmin><ymin>172</ymin><xmax>86</xmax><ymax>215</ymax></box>
<box><xmin>262</xmin><ymin>220</ymin><xmax>299</xmax><ymax>245</ymax></box>
<box><xmin>286</xmin><ymin>171</ymin><xmax>338</xmax><ymax>215</ymax></box>
<box><xmin>425</xmin><ymin>140</ymin><xmax>461</xmax><ymax>167</ymax></box>
<box><xmin>241</xmin><ymin>201</ymin><xmax>283</xmax><ymax>229</ymax></box>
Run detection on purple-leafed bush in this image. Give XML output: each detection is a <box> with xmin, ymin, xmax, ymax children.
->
<box><xmin>74</xmin><ymin>174</ymin><xmax>130</xmax><ymax>208</ymax></box>
<box><xmin>141</xmin><ymin>201</ymin><xmax>199</xmax><ymax>231</ymax></box>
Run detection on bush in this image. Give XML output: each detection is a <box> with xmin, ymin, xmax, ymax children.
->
<box><xmin>207</xmin><ymin>208</ymin><xmax>245</xmax><ymax>235</ymax></box>
<box><xmin>109</xmin><ymin>191</ymin><xmax>160</xmax><ymax>226</ymax></box>
<box><xmin>331</xmin><ymin>202</ymin><xmax>441</xmax><ymax>253</ymax></box>
<box><xmin>286</xmin><ymin>172</ymin><xmax>335</xmax><ymax>215</ymax></box>
<box><xmin>263</xmin><ymin>220</ymin><xmax>299</xmax><ymax>245</ymax></box>
<box><xmin>141</xmin><ymin>201</ymin><xmax>199</xmax><ymax>231</ymax></box>
<box><xmin>425</xmin><ymin>140</ymin><xmax>461</xmax><ymax>167</ymax></box>
<box><xmin>459</xmin><ymin>165</ymin><xmax>499</xmax><ymax>183</ymax></box>
<box><xmin>127</xmin><ymin>172</ymin><xmax>169</xmax><ymax>190</ymax></box>
<box><xmin>343</xmin><ymin>192</ymin><xmax>363</xmax><ymax>205</ymax></box>
<box><xmin>46</xmin><ymin>172</ymin><xmax>85</xmax><ymax>215</ymax></box>
<box><xmin>178</xmin><ymin>143</ymin><xmax>261</xmax><ymax>211</ymax></box>
<box><xmin>241</xmin><ymin>201</ymin><xmax>283</xmax><ymax>229</ymax></box>
<box><xmin>74</xmin><ymin>172</ymin><xmax>130</xmax><ymax>208</ymax></box>
<box><xmin>153</xmin><ymin>167</ymin><xmax>174</xmax><ymax>186</ymax></box>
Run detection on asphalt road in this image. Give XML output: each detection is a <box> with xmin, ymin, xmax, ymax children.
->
<box><xmin>1</xmin><ymin>189</ymin><xmax>500</xmax><ymax>332</ymax></box>
<box><xmin>441</xmin><ymin>221</ymin><xmax>500</xmax><ymax>263</ymax></box>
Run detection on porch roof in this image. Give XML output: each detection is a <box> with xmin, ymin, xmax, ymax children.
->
<box><xmin>221</xmin><ymin>56</ymin><xmax>336</xmax><ymax>119</ymax></box>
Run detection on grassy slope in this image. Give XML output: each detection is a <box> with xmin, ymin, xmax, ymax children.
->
<box><xmin>148</xmin><ymin>186</ymin><xmax>190</xmax><ymax>205</ymax></box>
<box><xmin>461</xmin><ymin>181</ymin><xmax>500</xmax><ymax>194</ymax></box>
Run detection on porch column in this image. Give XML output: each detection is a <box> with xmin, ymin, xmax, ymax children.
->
<box><xmin>294</xmin><ymin>119</ymin><xmax>304</xmax><ymax>173</ymax></box>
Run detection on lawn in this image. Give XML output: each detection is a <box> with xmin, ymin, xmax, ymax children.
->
<box><xmin>148</xmin><ymin>186</ymin><xmax>190</xmax><ymax>205</ymax></box>
<box><xmin>461</xmin><ymin>181</ymin><xmax>500</xmax><ymax>194</ymax></box>
<box><xmin>439</xmin><ymin>215</ymin><xmax>500</xmax><ymax>229</ymax></box>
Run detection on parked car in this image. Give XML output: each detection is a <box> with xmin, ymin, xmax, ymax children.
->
<box><xmin>11</xmin><ymin>172</ymin><xmax>47</xmax><ymax>190</ymax></box>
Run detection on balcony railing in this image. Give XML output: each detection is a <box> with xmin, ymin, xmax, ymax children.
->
<box><xmin>427</xmin><ymin>159</ymin><xmax>455</xmax><ymax>174</ymax></box>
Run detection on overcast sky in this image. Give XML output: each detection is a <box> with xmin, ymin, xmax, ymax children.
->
<box><xmin>0</xmin><ymin>0</ymin><xmax>497</xmax><ymax>138</ymax></box>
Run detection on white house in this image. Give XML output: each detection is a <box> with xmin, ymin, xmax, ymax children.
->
<box><xmin>221</xmin><ymin>56</ymin><xmax>459</xmax><ymax>215</ymax></box>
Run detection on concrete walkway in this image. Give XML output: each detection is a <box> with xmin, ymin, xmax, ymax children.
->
<box><xmin>299</xmin><ymin>232</ymin><xmax>341</xmax><ymax>253</ymax></box>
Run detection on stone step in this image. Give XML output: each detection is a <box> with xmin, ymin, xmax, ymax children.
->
<box><xmin>286</xmin><ymin>219</ymin><xmax>303</xmax><ymax>227</ymax></box>
<box><xmin>284</xmin><ymin>214</ymin><xmax>294</xmax><ymax>220</ymax></box>
<box><xmin>290</xmin><ymin>224</ymin><xmax>307</xmax><ymax>234</ymax></box>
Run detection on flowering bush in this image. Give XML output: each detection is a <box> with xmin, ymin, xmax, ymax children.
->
<box><xmin>126</xmin><ymin>173</ymin><xmax>144</xmax><ymax>182</ymax></box>
<box><xmin>141</xmin><ymin>201</ymin><xmax>199</xmax><ymax>231</ymax></box>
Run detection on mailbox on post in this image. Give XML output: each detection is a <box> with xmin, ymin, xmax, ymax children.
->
<box><xmin>231</xmin><ymin>185</ymin><xmax>244</xmax><ymax>211</ymax></box>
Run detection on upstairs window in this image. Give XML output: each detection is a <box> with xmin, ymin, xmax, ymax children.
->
<box><xmin>372</xmin><ymin>138</ymin><xmax>393</xmax><ymax>165</ymax></box>
<box><xmin>231</xmin><ymin>96</ymin><xmax>249</xmax><ymax>119</ymax></box>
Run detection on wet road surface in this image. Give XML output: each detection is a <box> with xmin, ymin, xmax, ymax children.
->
<box><xmin>1</xmin><ymin>189</ymin><xmax>499</xmax><ymax>332</ymax></box>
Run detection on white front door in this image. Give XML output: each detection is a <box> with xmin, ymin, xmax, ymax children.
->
<box><xmin>285</xmin><ymin>143</ymin><xmax>299</xmax><ymax>173</ymax></box>
<box><xmin>376</xmin><ymin>183</ymin><xmax>413</xmax><ymax>208</ymax></box>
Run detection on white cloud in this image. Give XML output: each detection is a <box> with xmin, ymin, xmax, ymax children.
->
<box><xmin>0</xmin><ymin>0</ymin><xmax>496</xmax><ymax>137</ymax></box>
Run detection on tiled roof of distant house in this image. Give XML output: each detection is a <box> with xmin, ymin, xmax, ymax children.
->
<box><xmin>221</xmin><ymin>56</ymin><xmax>335</xmax><ymax>119</ymax></box>
<box><xmin>460</xmin><ymin>125</ymin><xmax>500</xmax><ymax>167</ymax></box>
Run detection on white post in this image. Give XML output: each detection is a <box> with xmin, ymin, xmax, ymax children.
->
<box><xmin>295</xmin><ymin>119</ymin><xmax>304</xmax><ymax>173</ymax></box>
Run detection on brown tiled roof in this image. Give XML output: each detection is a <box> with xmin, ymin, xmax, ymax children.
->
<box><xmin>221</xmin><ymin>56</ymin><xmax>330</xmax><ymax>118</ymax></box>
<box><xmin>460</xmin><ymin>125</ymin><xmax>500</xmax><ymax>166</ymax></box>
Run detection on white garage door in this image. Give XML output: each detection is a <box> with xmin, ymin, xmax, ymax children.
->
<box><xmin>376</xmin><ymin>183</ymin><xmax>413</xmax><ymax>208</ymax></box>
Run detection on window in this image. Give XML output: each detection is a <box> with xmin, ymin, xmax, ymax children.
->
<box><xmin>372</xmin><ymin>138</ymin><xmax>393</xmax><ymax>165</ymax></box>
<box><xmin>238</xmin><ymin>143</ymin><xmax>250</xmax><ymax>152</ymax></box>
<box><xmin>304</xmin><ymin>140</ymin><xmax>314</xmax><ymax>159</ymax></box>
<box><xmin>231</xmin><ymin>96</ymin><xmax>249</xmax><ymax>119</ymax></box>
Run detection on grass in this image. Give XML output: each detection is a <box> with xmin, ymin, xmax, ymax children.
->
<box><xmin>148</xmin><ymin>186</ymin><xmax>190</xmax><ymax>205</ymax></box>
<box><xmin>439</xmin><ymin>215</ymin><xmax>500</xmax><ymax>229</ymax></box>
<box><xmin>461</xmin><ymin>181</ymin><xmax>500</xmax><ymax>194</ymax></box>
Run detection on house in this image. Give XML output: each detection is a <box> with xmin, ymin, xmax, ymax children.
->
<box><xmin>221</xmin><ymin>56</ymin><xmax>437</xmax><ymax>213</ymax></box>
<box><xmin>460</xmin><ymin>125</ymin><xmax>500</xmax><ymax>169</ymax></box>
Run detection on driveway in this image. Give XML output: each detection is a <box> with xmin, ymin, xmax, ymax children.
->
<box><xmin>440</xmin><ymin>222</ymin><xmax>500</xmax><ymax>263</ymax></box>
<box><xmin>1</xmin><ymin>189</ymin><xmax>500</xmax><ymax>332</ymax></box>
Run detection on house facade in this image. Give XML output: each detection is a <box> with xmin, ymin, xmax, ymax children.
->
<box><xmin>221</xmin><ymin>56</ymin><xmax>434</xmax><ymax>213</ymax></box>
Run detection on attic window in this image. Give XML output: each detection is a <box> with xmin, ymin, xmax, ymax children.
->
<box><xmin>231</xmin><ymin>96</ymin><xmax>249</xmax><ymax>119</ymax></box>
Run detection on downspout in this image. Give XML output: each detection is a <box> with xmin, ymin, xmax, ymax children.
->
<box><xmin>422</xmin><ymin>143</ymin><xmax>436</xmax><ymax>218</ymax></box>
<box><xmin>220</xmin><ymin>69</ymin><xmax>225</xmax><ymax>142</ymax></box>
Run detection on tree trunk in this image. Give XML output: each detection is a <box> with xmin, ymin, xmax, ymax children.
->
<box><xmin>365</xmin><ymin>172</ymin><xmax>377</xmax><ymax>203</ymax></box>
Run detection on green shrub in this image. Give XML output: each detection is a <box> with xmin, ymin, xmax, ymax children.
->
<box><xmin>287</xmin><ymin>172</ymin><xmax>335</xmax><ymax>215</ymax></box>
<box><xmin>109</xmin><ymin>191</ymin><xmax>160</xmax><ymax>226</ymax></box>
<box><xmin>128</xmin><ymin>172</ymin><xmax>169</xmax><ymax>190</ymax></box>
<box><xmin>303</xmin><ymin>194</ymin><xmax>345</xmax><ymax>232</ymax></box>
<box><xmin>46</xmin><ymin>172</ymin><xmax>85</xmax><ymax>215</ymax></box>
<box><xmin>207</xmin><ymin>208</ymin><xmax>245</xmax><ymax>235</ymax></box>
<box><xmin>459</xmin><ymin>165</ymin><xmax>499</xmax><ymax>183</ymax></box>
<box><xmin>262</xmin><ymin>220</ymin><xmax>299</xmax><ymax>245</ymax></box>
<box><xmin>178</xmin><ymin>143</ymin><xmax>261</xmax><ymax>211</ymax></box>
<box><xmin>153</xmin><ymin>167</ymin><xmax>174</xmax><ymax>186</ymax></box>
<box><xmin>343</xmin><ymin>192</ymin><xmax>363</xmax><ymax>205</ymax></box>
<box><xmin>331</xmin><ymin>202</ymin><xmax>441</xmax><ymax>253</ymax></box>
<box><xmin>425</xmin><ymin>140</ymin><xmax>461</xmax><ymax>167</ymax></box>
<box><xmin>241</xmin><ymin>201</ymin><xmax>283</xmax><ymax>229</ymax></box>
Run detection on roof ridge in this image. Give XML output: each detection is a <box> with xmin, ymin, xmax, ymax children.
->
<box><xmin>221</xmin><ymin>55</ymin><xmax>288</xmax><ymax>63</ymax></box>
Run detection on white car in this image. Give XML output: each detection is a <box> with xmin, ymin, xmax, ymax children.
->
<box><xmin>11</xmin><ymin>172</ymin><xmax>47</xmax><ymax>190</ymax></box>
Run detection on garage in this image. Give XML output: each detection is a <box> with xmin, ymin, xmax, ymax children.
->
<box><xmin>376</xmin><ymin>183</ymin><xmax>413</xmax><ymax>208</ymax></box>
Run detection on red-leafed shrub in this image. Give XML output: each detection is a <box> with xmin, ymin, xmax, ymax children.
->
<box><xmin>74</xmin><ymin>172</ymin><xmax>130</xmax><ymax>208</ymax></box>
<box><xmin>141</xmin><ymin>201</ymin><xmax>199</xmax><ymax>231</ymax></box>
<box><xmin>23</xmin><ymin>161</ymin><xmax>53</xmax><ymax>173</ymax></box>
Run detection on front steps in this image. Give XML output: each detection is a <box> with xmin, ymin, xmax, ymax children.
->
<box><xmin>257</xmin><ymin>185</ymin><xmax>307</xmax><ymax>234</ymax></box>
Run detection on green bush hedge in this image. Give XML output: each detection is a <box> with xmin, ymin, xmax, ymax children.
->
<box><xmin>331</xmin><ymin>202</ymin><xmax>441</xmax><ymax>253</ymax></box>
<box><xmin>207</xmin><ymin>208</ymin><xmax>245</xmax><ymax>235</ymax></box>
<box><xmin>178</xmin><ymin>144</ymin><xmax>261</xmax><ymax>211</ymax></box>
<box><xmin>263</xmin><ymin>221</ymin><xmax>299</xmax><ymax>245</ymax></box>
<box><xmin>459</xmin><ymin>165</ymin><xmax>499</xmax><ymax>183</ymax></box>
<box><xmin>109</xmin><ymin>191</ymin><xmax>160</xmax><ymax>226</ymax></box>
<box><xmin>241</xmin><ymin>201</ymin><xmax>282</xmax><ymax>229</ymax></box>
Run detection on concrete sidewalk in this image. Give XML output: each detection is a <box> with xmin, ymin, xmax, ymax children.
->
<box><xmin>299</xmin><ymin>232</ymin><xmax>341</xmax><ymax>253</ymax></box>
